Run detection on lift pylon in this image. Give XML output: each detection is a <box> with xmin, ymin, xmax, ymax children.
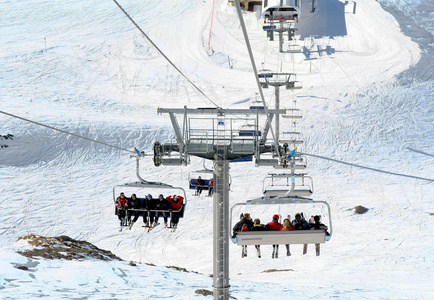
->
<box><xmin>154</xmin><ymin>106</ymin><xmax>287</xmax><ymax>299</ymax></box>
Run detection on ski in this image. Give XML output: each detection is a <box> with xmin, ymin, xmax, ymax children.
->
<box><xmin>286</xmin><ymin>244</ymin><xmax>291</xmax><ymax>256</ymax></box>
<box><xmin>241</xmin><ymin>245</ymin><xmax>247</xmax><ymax>258</ymax></box>
<box><xmin>255</xmin><ymin>245</ymin><xmax>261</xmax><ymax>258</ymax></box>
<box><xmin>129</xmin><ymin>221</ymin><xmax>135</xmax><ymax>230</ymax></box>
<box><xmin>315</xmin><ymin>243</ymin><xmax>320</xmax><ymax>256</ymax></box>
<box><xmin>147</xmin><ymin>223</ymin><xmax>160</xmax><ymax>233</ymax></box>
<box><xmin>303</xmin><ymin>244</ymin><xmax>308</xmax><ymax>255</ymax></box>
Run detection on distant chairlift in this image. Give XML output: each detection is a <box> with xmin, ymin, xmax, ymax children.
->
<box><xmin>230</xmin><ymin>196</ymin><xmax>332</xmax><ymax>251</ymax></box>
<box><xmin>188</xmin><ymin>160</ymin><xmax>232</xmax><ymax>195</ymax></box>
<box><xmin>263</xmin><ymin>172</ymin><xmax>313</xmax><ymax>197</ymax></box>
<box><xmin>113</xmin><ymin>154</ymin><xmax>187</xmax><ymax>229</ymax></box>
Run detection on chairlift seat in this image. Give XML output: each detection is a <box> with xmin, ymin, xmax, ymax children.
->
<box><xmin>234</xmin><ymin>230</ymin><xmax>327</xmax><ymax>245</ymax></box>
<box><xmin>263</xmin><ymin>25</ymin><xmax>276</xmax><ymax>31</ymax></box>
<box><xmin>190</xmin><ymin>179</ymin><xmax>211</xmax><ymax>190</ymax></box>
<box><xmin>264</xmin><ymin>189</ymin><xmax>312</xmax><ymax>197</ymax></box>
<box><xmin>239</xmin><ymin>130</ymin><xmax>261</xmax><ymax>137</ymax></box>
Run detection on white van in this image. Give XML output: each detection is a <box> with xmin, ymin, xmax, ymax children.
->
<box><xmin>262</xmin><ymin>0</ymin><xmax>300</xmax><ymax>21</ymax></box>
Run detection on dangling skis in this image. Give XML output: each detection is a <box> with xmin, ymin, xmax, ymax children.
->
<box><xmin>241</xmin><ymin>245</ymin><xmax>247</xmax><ymax>258</ymax></box>
<box><xmin>303</xmin><ymin>244</ymin><xmax>308</xmax><ymax>255</ymax></box>
<box><xmin>255</xmin><ymin>245</ymin><xmax>261</xmax><ymax>258</ymax></box>
<box><xmin>147</xmin><ymin>223</ymin><xmax>160</xmax><ymax>233</ymax></box>
<box><xmin>272</xmin><ymin>245</ymin><xmax>279</xmax><ymax>258</ymax></box>
<box><xmin>315</xmin><ymin>243</ymin><xmax>320</xmax><ymax>256</ymax></box>
<box><xmin>286</xmin><ymin>244</ymin><xmax>291</xmax><ymax>256</ymax></box>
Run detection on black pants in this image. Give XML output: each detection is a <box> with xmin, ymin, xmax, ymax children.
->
<box><xmin>130</xmin><ymin>211</ymin><xmax>148</xmax><ymax>223</ymax></box>
<box><xmin>171</xmin><ymin>212</ymin><xmax>180</xmax><ymax>225</ymax></box>
<box><xmin>117</xmin><ymin>208</ymin><xmax>126</xmax><ymax>220</ymax></box>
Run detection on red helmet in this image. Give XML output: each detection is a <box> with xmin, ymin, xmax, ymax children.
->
<box><xmin>273</xmin><ymin>214</ymin><xmax>279</xmax><ymax>220</ymax></box>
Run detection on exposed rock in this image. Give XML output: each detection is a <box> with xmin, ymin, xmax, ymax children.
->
<box><xmin>16</xmin><ymin>265</ymin><xmax>29</xmax><ymax>271</ymax></box>
<box><xmin>262</xmin><ymin>269</ymin><xmax>294</xmax><ymax>273</ymax></box>
<box><xmin>167</xmin><ymin>265</ymin><xmax>188</xmax><ymax>272</ymax></box>
<box><xmin>195</xmin><ymin>289</ymin><xmax>213</xmax><ymax>297</ymax></box>
<box><xmin>16</xmin><ymin>233</ymin><xmax>121</xmax><ymax>261</ymax></box>
<box><xmin>194</xmin><ymin>289</ymin><xmax>236</xmax><ymax>299</ymax></box>
<box><xmin>354</xmin><ymin>205</ymin><xmax>369</xmax><ymax>214</ymax></box>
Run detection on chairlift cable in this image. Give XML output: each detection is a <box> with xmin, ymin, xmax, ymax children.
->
<box><xmin>0</xmin><ymin>110</ymin><xmax>138</xmax><ymax>155</ymax></box>
<box><xmin>298</xmin><ymin>151</ymin><xmax>434</xmax><ymax>182</ymax></box>
<box><xmin>111</xmin><ymin>0</ymin><xmax>220</xmax><ymax>108</ymax></box>
<box><xmin>406</xmin><ymin>147</ymin><xmax>434</xmax><ymax>158</ymax></box>
<box><xmin>234</xmin><ymin>0</ymin><xmax>279</xmax><ymax>149</ymax></box>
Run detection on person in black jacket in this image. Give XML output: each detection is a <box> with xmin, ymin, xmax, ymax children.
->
<box><xmin>252</xmin><ymin>218</ymin><xmax>266</xmax><ymax>258</ymax></box>
<box><xmin>310</xmin><ymin>215</ymin><xmax>328</xmax><ymax>230</ymax></box>
<box><xmin>292</xmin><ymin>213</ymin><xmax>309</xmax><ymax>230</ymax></box>
<box><xmin>145</xmin><ymin>194</ymin><xmax>156</xmax><ymax>227</ymax></box>
<box><xmin>195</xmin><ymin>176</ymin><xmax>205</xmax><ymax>195</ymax></box>
<box><xmin>232</xmin><ymin>213</ymin><xmax>254</xmax><ymax>258</ymax></box>
<box><xmin>128</xmin><ymin>194</ymin><xmax>147</xmax><ymax>229</ymax></box>
<box><xmin>154</xmin><ymin>194</ymin><xmax>171</xmax><ymax>227</ymax></box>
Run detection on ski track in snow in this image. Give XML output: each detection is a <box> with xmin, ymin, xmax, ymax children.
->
<box><xmin>0</xmin><ymin>0</ymin><xmax>433</xmax><ymax>298</ymax></box>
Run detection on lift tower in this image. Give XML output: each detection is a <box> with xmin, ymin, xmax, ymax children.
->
<box><xmin>154</xmin><ymin>106</ymin><xmax>287</xmax><ymax>299</ymax></box>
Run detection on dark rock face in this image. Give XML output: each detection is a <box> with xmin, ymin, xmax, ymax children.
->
<box><xmin>354</xmin><ymin>205</ymin><xmax>369</xmax><ymax>214</ymax></box>
<box><xmin>16</xmin><ymin>233</ymin><xmax>121</xmax><ymax>261</ymax></box>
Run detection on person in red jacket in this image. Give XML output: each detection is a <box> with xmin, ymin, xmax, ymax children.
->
<box><xmin>167</xmin><ymin>195</ymin><xmax>184</xmax><ymax>229</ymax></box>
<box><xmin>208</xmin><ymin>178</ymin><xmax>214</xmax><ymax>197</ymax></box>
<box><xmin>115</xmin><ymin>192</ymin><xmax>129</xmax><ymax>225</ymax></box>
<box><xmin>266</xmin><ymin>214</ymin><xmax>282</xmax><ymax>258</ymax></box>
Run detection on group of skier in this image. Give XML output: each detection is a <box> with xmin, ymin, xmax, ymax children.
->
<box><xmin>194</xmin><ymin>176</ymin><xmax>213</xmax><ymax>196</ymax></box>
<box><xmin>115</xmin><ymin>192</ymin><xmax>184</xmax><ymax>231</ymax></box>
<box><xmin>233</xmin><ymin>212</ymin><xmax>328</xmax><ymax>258</ymax></box>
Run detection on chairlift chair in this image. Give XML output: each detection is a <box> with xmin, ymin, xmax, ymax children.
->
<box><xmin>230</xmin><ymin>195</ymin><xmax>332</xmax><ymax>248</ymax></box>
<box><xmin>113</xmin><ymin>155</ymin><xmax>187</xmax><ymax>228</ymax></box>
<box><xmin>262</xmin><ymin>172</ymin><xmax>313</xmax><ymax>197</ymax></box>
<box><xmin>113</xmin><ymin>181</ymin><xmax>187</xmax><ymax>225</ymax></box>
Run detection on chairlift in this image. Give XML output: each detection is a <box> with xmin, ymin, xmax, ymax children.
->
<box><xmin>263</xmin><ymin>172</ymin><xmax>313</xmax><ymax>197</ymax></box>
<box><xmin>188</xmin><ymin>160</ymin><xmax>215</xmax><ymax>196</ymax></box>
<box><xmin>113</xmin><ymin>154</ymin><xmax>187</xmax><ymax>230</ymax></box>
<box><xmin>280</xmin><ymin>131</ymin><xmax>304</xmax><ymax>146</ymax></box>
<box><xmin>230</xmin><ymin>195</ymin><xmax>332</xmax><ymax>252</ymax></box>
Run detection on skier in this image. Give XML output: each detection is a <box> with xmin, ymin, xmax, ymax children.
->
<box><xmin>145</xmin><ymin>194</ymin><xmax>156</xmax><ymax>227</ymax></box>
<box><xmin>167</xmin><ymin>195</ymin><xmax>184</xmax><ymax>229</ymax></box>
<box><xmin>128</xmin><ymin>194</ymin><xmax>145</xmax><ymax>229</ymax></box>
<box><xmin>266</xmin><ymin>214</ymin><xmax>282</xmax><ymax>258</ymax></box>
<box><xmin>233</xmin><ymin>213</ymin><xmax>254</xmax><ymax>258</ymax></box>
<box><xmin>281</xmin><ymin>218</ymin><xmax>295</xmax><ymax>256</ymax></box>
<box><xmin>208</xmin><ymin>178</ymin><xmax>214</xmax><ymax>196</ymax></box>
<box><xmin>252</xmin><ymin>218</ymin><xmax>266</xmax><ymax>258</ymax></box>
<box><xmin>195</xmin><ymin>176</ymin><xmax>205</xmax><ymax>195</ymax></box>
<box><xmin>115</xmin><ymin>192</ymin><xmax>129</xmax><ymax>226</ymax></box>
<box><xmin>292</xmin><ymin>213</ymin><xmax>310</xmax><ymax>254</ymax></box>
<box><xmin>154</xmin><ymin>194</ymin><xmax>171</xmax><ymax>227</ymax></box>
<box><xmin>310</xmin><ymin>215</ymin><xmax>329</xmax><ymax>256</ymax></box>
<box><xmin>292</xmin><ymin>213</ymin><xmax>309</xmax><ymax>230</ymax></box>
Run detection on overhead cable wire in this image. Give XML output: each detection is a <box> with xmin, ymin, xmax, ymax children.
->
<box><xmin>234</xmin><ymin>0</ymin><xmax>279</xmax><ymax>148</ymax></box>
<box><xmin>111</xmin><ymin>0</ymin><xmax>219</xmax><ymax>108</ymax></box>
<box><xmin>298</xmin><ymin>151</ymin><xmax>434</xmax><ymax>182</ymax></box>
<box><xmin>406</xmin><ymin>147</ymin><xmax>434</xmax><ymax>158</ymax></box>
<box><xmin>0</xmin><ymin>110</ymin><xmax>137</xmax><ymax>155</ymax></box>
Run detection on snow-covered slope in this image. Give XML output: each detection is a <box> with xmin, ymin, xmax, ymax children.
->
<box><xmin>0</xmin><ymin>0</ymin><xmax>433</xmax><ymax>298</ymax></box>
